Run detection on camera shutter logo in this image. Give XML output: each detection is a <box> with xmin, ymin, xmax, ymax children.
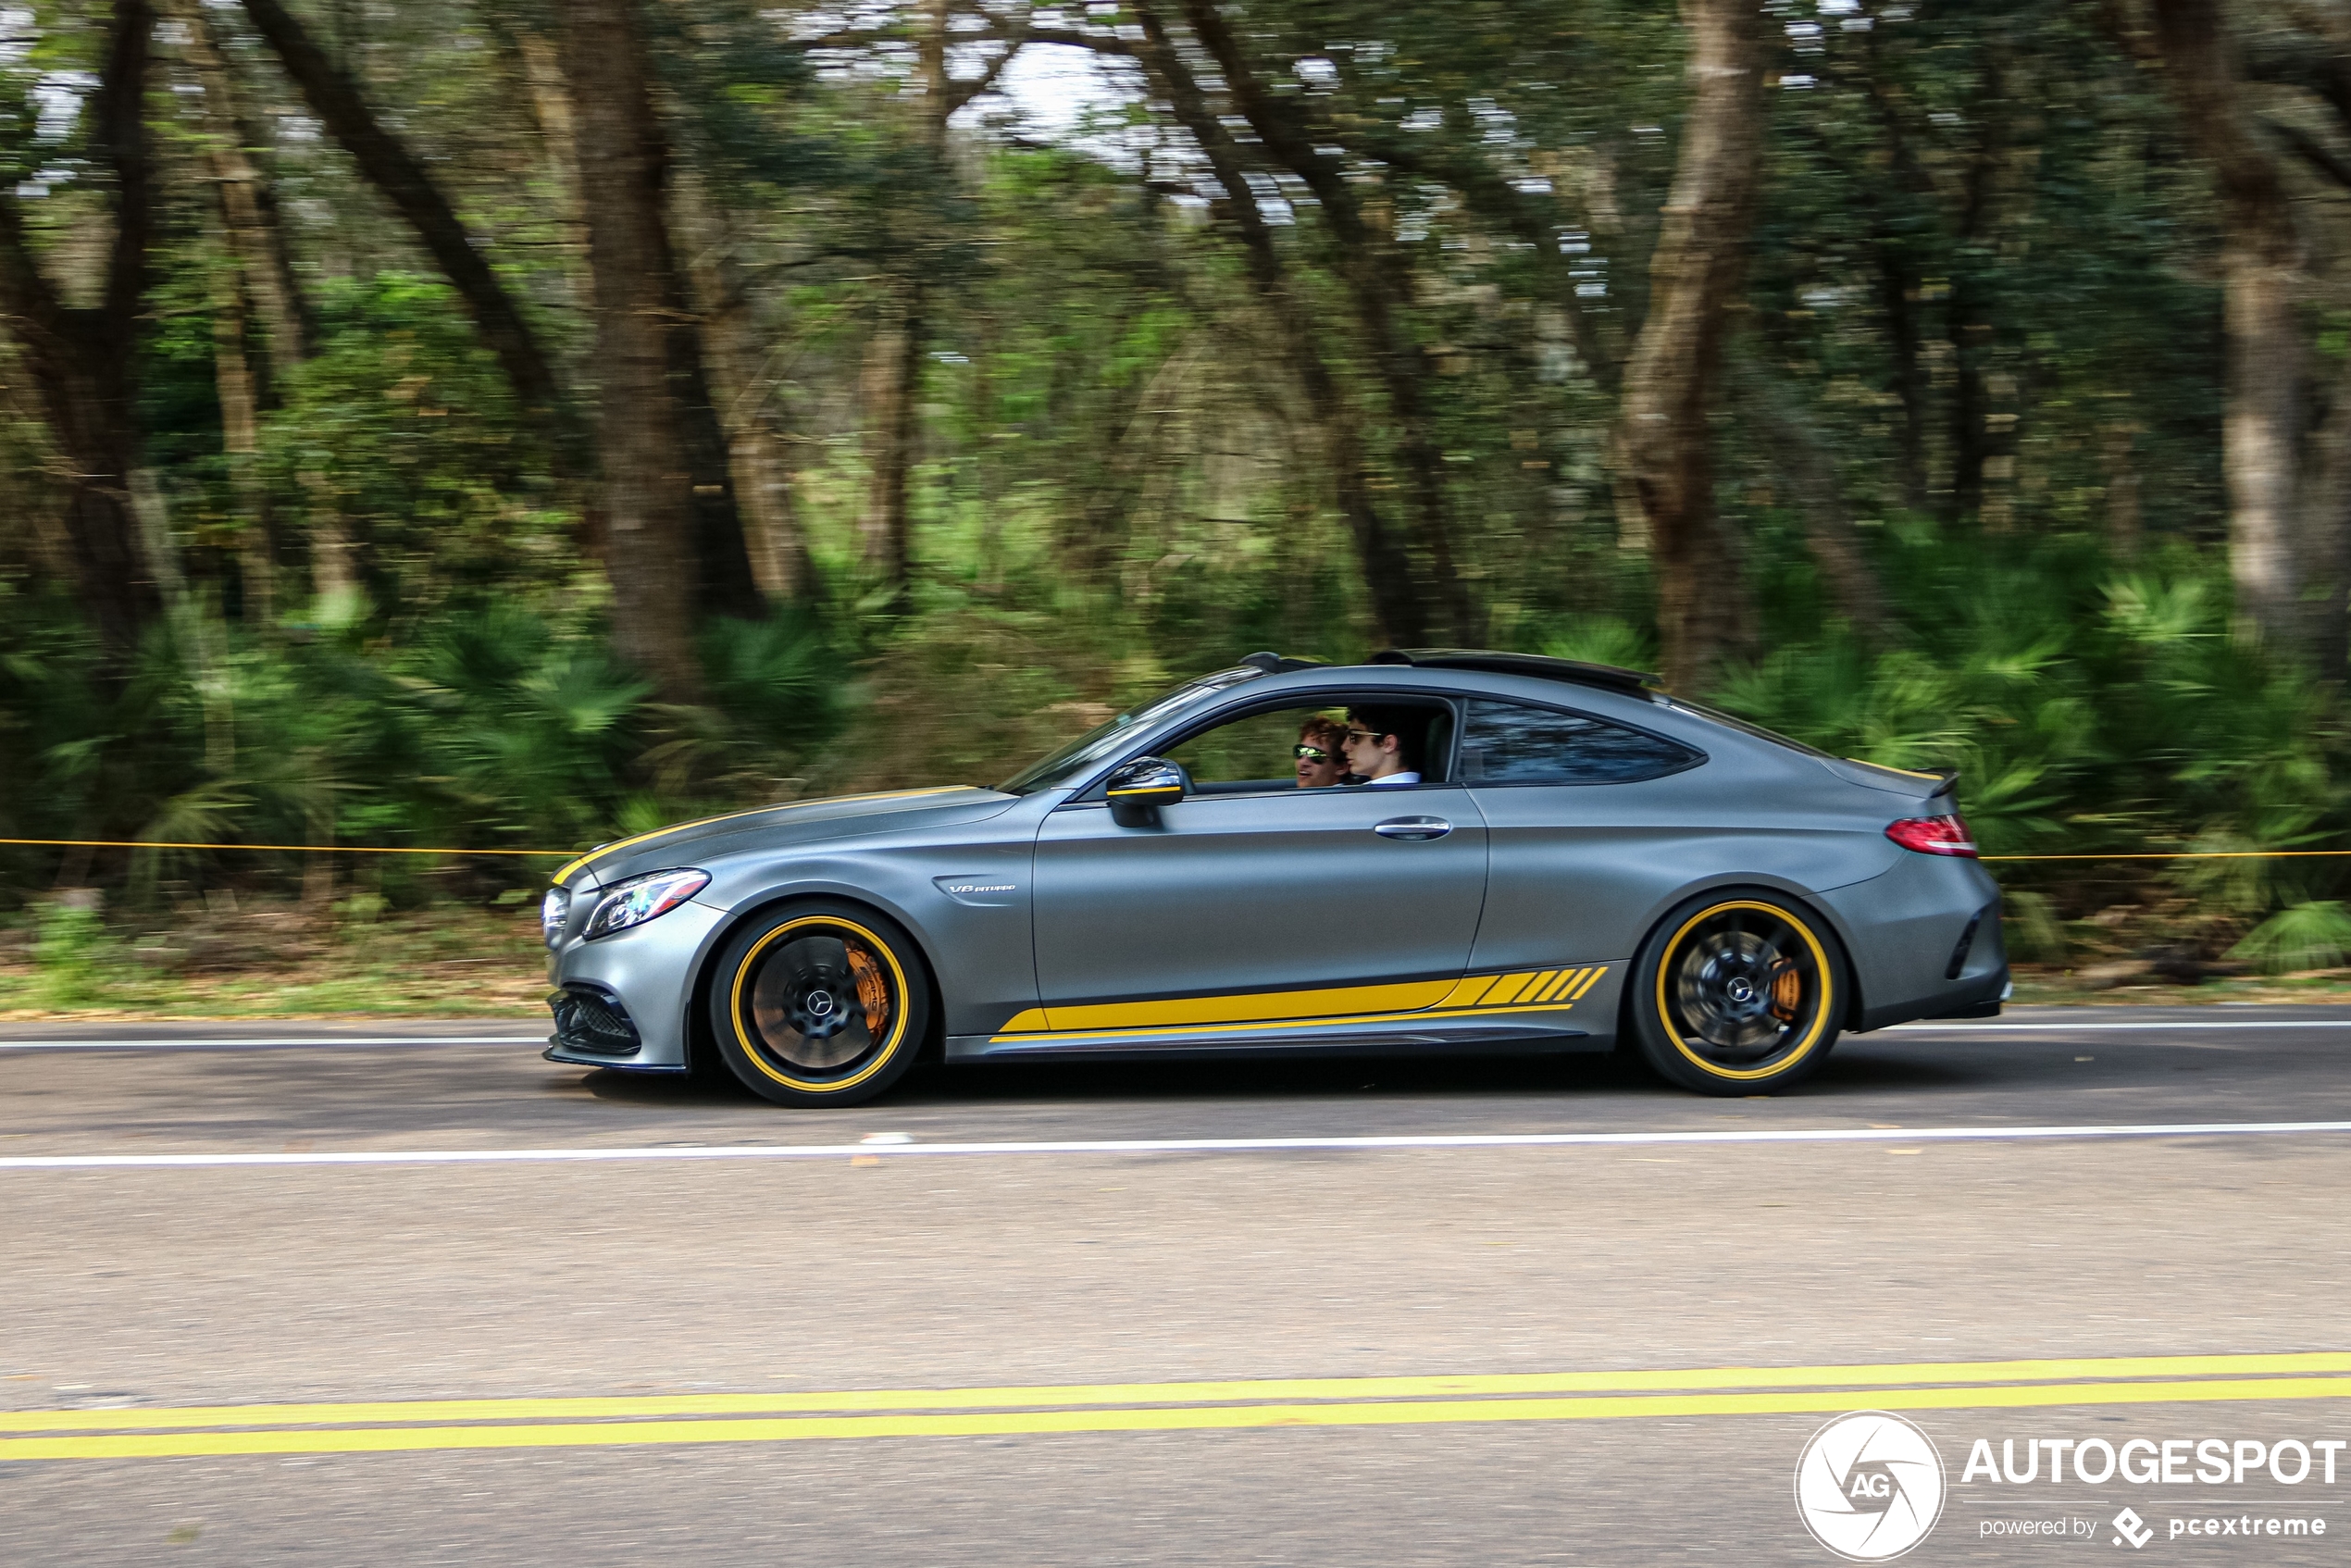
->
<box><xmin>1794</xmin><ymin>1412</ymin><xmax>1947</xmax><ymax>1562</ymax></box>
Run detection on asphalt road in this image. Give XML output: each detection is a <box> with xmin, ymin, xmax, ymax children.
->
<box><xmin>4</xmin><ymin>1007</ymin><xmax>2349</xmax><ymax>1564</ymax></box>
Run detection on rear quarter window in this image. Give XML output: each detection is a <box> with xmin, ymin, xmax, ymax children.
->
<box><xmin>1458</xmin><ymin>699</ymin><xmax>1701</xmax><ymax>785</ymax></box>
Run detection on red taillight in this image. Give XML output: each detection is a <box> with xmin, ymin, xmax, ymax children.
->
<box><xmin>1885</xmin><ymin>814</ymin><xmax>1977</xmax><ymax>857</ymax></box>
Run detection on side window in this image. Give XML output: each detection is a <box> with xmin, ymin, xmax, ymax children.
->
<box><xmin>1167</xmin><ymin>706</ymin><xmax>1331</xmax><ymax>788</ymax></box>
<box><xmin>1458</xmin><ymin>699</ymin><xmax>1698</xmax><ymax>785</ymax></box>
<box><xmin>1160</xmin><ymin>700</ymin><xmax>1452</xmax><ymax>792</ymax></box>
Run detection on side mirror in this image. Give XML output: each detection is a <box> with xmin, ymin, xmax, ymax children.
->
<box><xmin>1105</xmin><ymin>756</ymin><xmax>1186</xmax><ymax>828</ymax></box>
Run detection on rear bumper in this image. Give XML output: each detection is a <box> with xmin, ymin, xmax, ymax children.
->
<box><xmin>1818</xmin><ymin>852</ymin><xmax>2010</xmax><ymax>1033</ymax></box>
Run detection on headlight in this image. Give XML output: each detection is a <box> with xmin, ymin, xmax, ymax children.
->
<box><xmin>582</xmin><ymin>868</ymin><xmax>711</xmax><ymax>940</ymax></box>
<box><xmin>541</xmin><ymin>886</ymin><xmax>571</xmax><ymax>948</ymax></box>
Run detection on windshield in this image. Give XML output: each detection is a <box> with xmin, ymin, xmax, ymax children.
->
<box><xmin>997</xmin><ymin>668</ymin><xmax>1260</xmax><ymax>794</ymax></box>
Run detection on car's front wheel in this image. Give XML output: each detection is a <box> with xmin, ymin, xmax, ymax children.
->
<box><xmin>707</xmin><ymin>902</ymin><xmax>932</xmax><ymax>1107</ymax></box>
<box><xmin>1628</xmin><ymin>891</ymin><xmax>1844</xmax><ymax>1096</ymax></box>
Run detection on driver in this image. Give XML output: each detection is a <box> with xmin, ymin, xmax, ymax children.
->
<box><xmin>1343</xmin><ymin>706</ymin><xmax>1424</xmax><ymax>787</ymax></box>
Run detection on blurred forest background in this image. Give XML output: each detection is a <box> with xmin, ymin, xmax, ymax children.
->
<box><xmin>7</xmin><ymin>0</ymin><xmax>2351</xmax><ymax>997</ymax></box>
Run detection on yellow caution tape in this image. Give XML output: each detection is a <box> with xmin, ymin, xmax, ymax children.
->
<box><xmin>0</xmin><ymin>837</ymin><xmax>566</xmax><ymax>857</ymax></box>
<box><xmin>2</xmin><ymin>839</ymin><xmax>2343</xmax><ymax>865</ymax></box>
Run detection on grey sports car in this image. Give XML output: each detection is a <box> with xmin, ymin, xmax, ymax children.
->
<box><xmin>539</xmin><ymin>650</ymin><xmax>2007</xmax><ymax>1103</ymax></box>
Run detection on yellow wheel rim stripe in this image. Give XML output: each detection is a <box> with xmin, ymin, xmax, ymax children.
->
<box><xmin>1655</xmin><ymin>900</ymin><xmax>1833</xmax><ymax>1082</ymax></box>
<box><xmin>729</xmin><ymin>915</ymin><xmax>912</xmax><ymax>1094</ymax></box>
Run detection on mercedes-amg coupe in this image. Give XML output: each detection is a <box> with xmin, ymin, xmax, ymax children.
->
<box><xmin>539</xmin><ymin>650</ymin><xmax>2008</xmax><ymax>1102</ymax></box>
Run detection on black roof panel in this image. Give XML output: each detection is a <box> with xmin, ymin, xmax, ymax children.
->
<box><xmin>1364</xmin><ymin>648</ymin><xmax>1660</xmax><ymax>697</ymax></box>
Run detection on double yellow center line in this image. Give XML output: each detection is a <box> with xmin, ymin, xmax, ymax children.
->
<box><xmin>6</xmin><ymin>1352</ymin><xmax>2350</xmax><ymax>1462</ymax></box>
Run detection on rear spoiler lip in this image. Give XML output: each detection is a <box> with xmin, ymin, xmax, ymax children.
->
<box><xmin>1822</xmin><ymin>755</ymin><xmax>1960</xmax><ymax>803</ymax></box>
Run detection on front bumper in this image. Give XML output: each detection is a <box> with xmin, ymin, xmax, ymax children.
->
<box><xmin>542</xmin><ymin>899</ymin><xmax>727</xmax><ymax>1072</ymax></box>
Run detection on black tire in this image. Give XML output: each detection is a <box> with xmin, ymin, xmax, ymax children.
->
<box><xmin>1627</xmin><ymin>890</ymin><xmax>1845</xmax><ymax>1097</ymax></box>
<box><xmin>705</xmin><ymin>902</ymin><xmax>933</xmax><ymax>1108</ymax></box>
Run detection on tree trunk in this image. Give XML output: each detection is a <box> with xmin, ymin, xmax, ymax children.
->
<box><xmin>2102</xmin><ymin>420</ymin><xmax>2143</xmax><ymax>562</ymax></box>
<box><xmin>533</xmin><ymin>9</ymin><xmax>761</xmax><ymax>629</ymax></box>
<box><xmin>175</xmin><ymin>0</ymin><xmax>311</xmax><ymax>368</ymax></box>
<box><xmin>2149</xmin><ymin>0</ymin><xmax>2304</xmax><ymax>647</ymax></box>
<box><xmin>1130</xmin><ymin>0</ymin><xmax>1424</xmax><ymax>644</ymax></box>
<box><xmin>678</xmin><ymin>176</ymin><xmax>815</xmax><ymax>604</ymax></box>
<box><xmin>657</xmin><ymin>245</ymin><xmax>766</xmax><ymax>624</ymax></box>
<box><xmin>240</xmin><ymin>0</ymin><xmax>571</xmax><ymax>454</ymax></box>
<box><xmin>860</xmin><ymin>282</ymin><xmax>926</xmax><ymax>604</ymax></box>
<box><xmin>1732</xmin><ymin>351</ymin><xmax>1888</xmax><ymax>644</ymax></box>
<box><xmin>2301</xmin><ymin>353</ymin><xmax>2351</xmax><ymax>677</ymax></box>
<box><xmin>1859</xmin><ymin>27</ymin><xmax>1929</xmax><ymax>514</ymax></box>
<box><xmin>0</xmin><ymin>0</ymin><xmax>160</xmax><ymax>666</ymax></box>
<box><xmin>209</xmin><ymin>244</ymin><xmax>274</xmax><ymax>626</ymax></box>
<box><xmin>1613</xmin><ymin>0</ymin><xmax>1769</xmax><ymax>691</ymax></box>
<box><xmin>176</xmin><ymin>0</ymin><xmax>308</xmax><ymax>628</ymax></box>
<box><xmin>859</xmin><ymin>0</ymin><xmax>952</xmax><ymax>607</ymax></box>
<box><xmin>1944</xmin><ymin>45</ymin><xmax>2006</xmax><ymax>527</ymax></box>
<box><xmin>1180</xmin><ymin>0</ymin><xmax>1464</xmax><ymax>644</ymax></box>
<box><xmin>559</xmin><ymin>0</ymin><xmax>704</xmax><ymax>703</ymax></box>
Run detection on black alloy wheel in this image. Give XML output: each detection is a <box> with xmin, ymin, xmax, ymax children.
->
<box><xmin>1628</xmin><ymin>891</ymin><xmax>1844</xmax><ymax>1096</ymax></box>
<box><xmin>707</xmin><ymin>902</ymin><xmax>933</xmax><ymax>1107</ymax></box>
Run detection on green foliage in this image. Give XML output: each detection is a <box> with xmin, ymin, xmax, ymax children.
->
<box><xmin>30</xmin><ymin>901</ymin><xmax>109</xmax><ymax>1009</ymax></box>
<box><xmin>1</xmin><ymin>0</ymin><xmax>2346</xmax><ymax>961</ymax></box>
<box><xmin>0</xmin><ymin>592</ymin><xmax>850</xmax><ymax>909</ymax></box>
<box><xmin>2230</xmin><ymin>902</ymin><xmax>2351</xmax><ymax>975</ymax></box>
<box><xmin>1714</xmin><ymin>524</ymin><xmax>2347</xmax><ymax>920</ymax></box>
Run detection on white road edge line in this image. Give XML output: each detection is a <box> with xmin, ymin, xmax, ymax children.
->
<box><xmin>4</xmin><ymin>1121</ymin><xmax>2348</xmax><ymax>1170</ymax></box>
<box><xmin>1884</xmin><ymin>1020</ymin><xmax>2351</xmax><ymax>1032</ymax></box>
<box><xmin>0</xmin><ymin>1037</ymin><xmax>543</xmax><ymax>1050</ymax></box>
<box><xmin>4</xmin><ymin>1018</ymin><xmax>2350</xmax><ymax>1052</ymax></box>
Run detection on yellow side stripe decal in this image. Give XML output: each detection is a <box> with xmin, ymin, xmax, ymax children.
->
<box><xmin>1445</xmin><ymin>974</ymin><xmax>1499</xmax><ymax>1008</ymax></box>
<box><xmin>993</xmin><ymin>1002</ymin><xmax>1584</xmax><ymax>1045</ymax></box>
<box><xmin>998</xmin><ymin>965</ymin><xmax>1614</xmax><ymax>1041</ymax></box>
<box><xmin>1480</xmin><ymin>972</ymin><xmax>1536</xmax><ymax>1006</ymax></box>
<box><xmin>1044</xmin><ymin>979</ymin><xmax>1458</xmax><ymax>1033</ymax></box>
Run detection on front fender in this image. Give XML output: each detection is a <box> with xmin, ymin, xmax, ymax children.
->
<box><xmin>690</xmin><ymin>847</ymin><xmax>1039</xmax><ymax>1041</ymax></box>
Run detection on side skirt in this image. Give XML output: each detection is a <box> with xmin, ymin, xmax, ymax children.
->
<box><xmin>946</xmin><ymin>1015</ymin><xmax>1600</xmax><ymax>1063</ymax></box>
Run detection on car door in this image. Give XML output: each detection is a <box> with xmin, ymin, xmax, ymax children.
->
<box><xmin>1030</xmin><ymin>699</ymin><xmax>1489</xmax><ymax>1027</ymax></box>
<box><xmin>1456</xmin><ymin>695</ymin><xmax>1714</xmax><ymax>971</ymax></box>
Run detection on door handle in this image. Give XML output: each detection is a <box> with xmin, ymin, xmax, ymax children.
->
<box><xmin>1374</xmin><ymin>816</ymin><xmax>1452</xmax><ymax>840</ymax></box>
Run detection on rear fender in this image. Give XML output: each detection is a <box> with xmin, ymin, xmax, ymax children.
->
<box><xmin>1610</xmin><ymin>879</ymin><xmax>1866</xmax><ymax>1046</ymax></box>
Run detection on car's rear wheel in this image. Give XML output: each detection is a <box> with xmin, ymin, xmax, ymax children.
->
<box><xmin>1628</xmin><ymin>891</ymin><xmax>1843</xmax><ymax>1096</ymax></box>
<box><xmin>707</xmin><ymin>902</ymin><xmax>931</xmax><ymax>1107</ymax></box>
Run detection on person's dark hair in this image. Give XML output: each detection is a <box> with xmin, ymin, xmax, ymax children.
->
<box><xmin>1297</xmin><ymin>715</ymin><xmax>1348</xmax><ymax>759</ymax></box>
<box><xmin>1348</xmin><ymin>705</ymin><xmax>1427</xmax><ymax>772</ymax></box>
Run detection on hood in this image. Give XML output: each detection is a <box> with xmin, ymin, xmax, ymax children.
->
<box><xmin>554</xmin><ymin>787</ymin><xmax>1016</xmax><ymax>890</ymax></box>
<box><xmin>1818</xmin><ymin>755</ymin><xmax>1958</xmax><ymax>803</ymax></box>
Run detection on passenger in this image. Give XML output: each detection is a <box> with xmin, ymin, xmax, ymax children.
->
<box><xmin>1293</xmin><ymin>715</ymin><xmax>1349</xmax><ymax>788</ymax></box>
<box><xmin>1343</xmin><ymin>706</ymin><xmax>1424</xmax><ymax>787</ymax></box>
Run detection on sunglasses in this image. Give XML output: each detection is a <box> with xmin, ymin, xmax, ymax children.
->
<box><xmin>1293</xmin><ymin>744</ymin><xmax>1334</xmax><ymax>762</ymax></box>
<box><xmin>1344</xmin><ymin>728</ymin><xmax>1385</xmax><ymax>744</ymax></box>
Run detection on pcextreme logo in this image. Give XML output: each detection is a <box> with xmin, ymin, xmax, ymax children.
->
<box><xmin>1795</xmin><ymin>1412</ymin><xmax>1948</xmax><ymax>1562</ymax></box>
